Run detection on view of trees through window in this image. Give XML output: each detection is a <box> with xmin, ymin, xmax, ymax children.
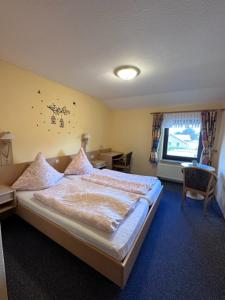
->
<box><xmin>167</xmin><ymin>126</ymin><xmax>201</xmax><ymax>158</ymax></box>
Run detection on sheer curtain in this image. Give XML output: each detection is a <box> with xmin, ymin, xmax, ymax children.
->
<box><xmin>163</xmin><ymin>112</ymin><xmax>201</xmax><ymax>128</ymax></box>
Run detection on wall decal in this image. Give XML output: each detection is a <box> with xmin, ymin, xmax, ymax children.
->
<box><xmin>47</xmin><ymin>104</ymin><xmax>70</xmax><ymax>115</ymax></box>
<box><xmin>51</xmin><ymin>114</ymin><xmax>56</xmax><ymax>124</ymax></box>
<box><xmin>59</xmin><ymin>117</ymin><xmax>64</xmax><ymax>128</ymax></box>
<box><xmin>47</xmin><ymin>103</ymin><xmax>70</xmax><ymax>128</ymax></box>
<box><xmin>32</xmin><ymin>91</ymin><xmax>77</xmax><ymax>134</ymax></box>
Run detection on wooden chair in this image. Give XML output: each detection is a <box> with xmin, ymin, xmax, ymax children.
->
<box><xmin>182</xmin><ymin>167</ymin><xmax>217</xmax><ymax>215</ymax></box>
<box><xmin>112</xmin><ymin>152</ymin><xmax>133</xmax><ymax>173</ymax></box>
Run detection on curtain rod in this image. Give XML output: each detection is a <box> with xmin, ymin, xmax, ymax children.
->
<box><xmin>150</xmin><ymin>108</ymin><xmax>225</xmax><ymax>115</ymax></box>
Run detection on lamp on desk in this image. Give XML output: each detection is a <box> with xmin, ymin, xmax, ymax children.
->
<box><xmin>0</xmin><ymin>132</ymin><xmax>14</xmax><ymax>166</ymax></box>
<box><xmin>81</xmin><ymin>133</ymin><xmax>91</xmax><ymax>152</ymax></box>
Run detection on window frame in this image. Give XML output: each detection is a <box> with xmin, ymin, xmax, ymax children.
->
<box><xmin>162</xmin><ymin>128</ymin><xmax>202</xmax><ymax>162</ymax></box>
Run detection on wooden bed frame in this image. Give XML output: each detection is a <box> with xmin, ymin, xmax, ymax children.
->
<box><xmin>0</xmin><ymin>223</ymin><xmax>8</xmax><ymax>300</ymax></box>
<box><xmin>0</xmin><ymin>152</ymin><xmax>163</xmax><ymax>288</ymax></box>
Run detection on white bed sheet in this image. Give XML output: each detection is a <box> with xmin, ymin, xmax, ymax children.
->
<box><xmin>16</xmin><ymin>177</ymin><xmax>162</xmax><ymax>261</ymax></box>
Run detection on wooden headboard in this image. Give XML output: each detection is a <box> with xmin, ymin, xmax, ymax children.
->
<box><xmin>0</xmin><ymin>148</ymin><xmax>111</xmax><ymax>186</ymax></box>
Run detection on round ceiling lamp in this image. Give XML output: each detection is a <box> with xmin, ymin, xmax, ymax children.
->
<box><xmin>114</xmin><ymin>65</ymin><xmax>141</xmax><ymax>80</ymax></box>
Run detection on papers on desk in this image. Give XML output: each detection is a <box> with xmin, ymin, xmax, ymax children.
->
<box><xmin>91</xmin><ymin>160</ymin><xmax>106</xmax><ymax>169</ymax></box>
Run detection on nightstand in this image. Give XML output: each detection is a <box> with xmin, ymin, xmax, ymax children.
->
<box><xmin>0</xmin><ymin>185</ymin><xmax>16</xmax><ymax>216</ymax></box>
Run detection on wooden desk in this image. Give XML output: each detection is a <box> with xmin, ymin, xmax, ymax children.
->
<box><xmin>98</xmin><ymin>151</ymin><xmax>123</xmax><ymax>169</ymax></box>
<box><xmin>181</xmin><ymin>162</ymin><xmax>215</xmax><ymax>173</ymax></box>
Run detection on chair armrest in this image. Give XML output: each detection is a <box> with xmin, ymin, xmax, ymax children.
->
<box><xmin>212</xmin><ymin>173</ymin><xmax>218</xmax><ymax>180</ymax></box>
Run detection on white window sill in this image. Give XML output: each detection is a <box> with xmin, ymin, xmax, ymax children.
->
<box><xmin>159</xmin><ymin>159</ymin><xmax>185</xmax><ymax>165</ymax></box>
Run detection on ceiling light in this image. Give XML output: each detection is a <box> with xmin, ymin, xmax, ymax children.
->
<box><xmin>114</xmin><ymin>65</ymin><xmax>141</xmax><ymax>80</ymax></box>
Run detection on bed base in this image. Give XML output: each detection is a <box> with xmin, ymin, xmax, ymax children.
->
<box><xmin>16</xmin><ymin>187</ymin><xmax>163</xmax><ymax>288</ymax></box>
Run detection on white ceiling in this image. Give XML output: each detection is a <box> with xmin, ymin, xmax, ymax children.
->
<box><xmin>1</xmin><ymin>0</ymin><xmax>225</xmax><ymax>109</ymax></box>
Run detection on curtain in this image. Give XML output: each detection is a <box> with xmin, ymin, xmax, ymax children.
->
<box><xmin>150</xmin><ymin>113</ymin><xmax>164</xmax><ymax>163</ymax></box>
<box><xmin>200</xmin><ymin>111</ymin><xmax>217</xmax><ymax>165</ymax></box>
<box><xmin>163</xmin><ymin>112</ymin><xmax>201</xmax><ymax>128</ymax></box>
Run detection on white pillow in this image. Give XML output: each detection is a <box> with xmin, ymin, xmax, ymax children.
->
<box><xmin>64</xmin><ymin>148</ymin><xmax>94</xmax><ymax>175</ymax></box>
<box><xmin>12</xmin><ymin>152</ymin><xmax>64</xmax><ymax>191</ymax></box>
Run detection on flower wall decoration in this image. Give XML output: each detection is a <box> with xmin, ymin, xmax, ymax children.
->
<box><xmin>32</xmin><ymin>90</ymin><xmax>77</xmax><ymax>134</ymax></box>
<box><xmin>47</xmin><ymin>103</ymin><xmax>70</xmax><ymax>128</ymax></box>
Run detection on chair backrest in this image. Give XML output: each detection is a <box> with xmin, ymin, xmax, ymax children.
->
<box><xmin>183</xmin><ymin>167</ymin><xmax>215</xmax><ymax>194</ymax></box>
<box><xmin>125</xmin><ymin>152</ymin><xmax>133</xmax><ymax>166</ymax></box>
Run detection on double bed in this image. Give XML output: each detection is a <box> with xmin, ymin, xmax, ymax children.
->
<box><xmin>0</xmin><ymin>154</ymin><xmax>163</xmax><ymax>287</ymax></box>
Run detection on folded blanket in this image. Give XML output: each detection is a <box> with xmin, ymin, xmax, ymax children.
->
<box><xmin>82</xmin><ymin>169</ymin><xmax>158</xmax><ymax>195</ymax></box>
<box><xmin>34</xmin><ymin>180</ymin><xmax>140</xmax><ymax>232</ymax></box>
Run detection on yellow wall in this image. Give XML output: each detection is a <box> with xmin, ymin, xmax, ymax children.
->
<box><xmin>109</xmin><ymin>103</ymin><xmax>225</xmax><ymax>176</ymax></box>
<box><xmin>0</xmin><ymin>60</ymin><xmax>111</xmax><ymax>163</ymax></box>
<box><xmin>1</xmin><ymin>58</ymin><xmax>225</xmax><ymax>185</ymax></box>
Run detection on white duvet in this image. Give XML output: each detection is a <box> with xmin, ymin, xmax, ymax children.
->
<box><xmin>34</xmin><ymin>179</ymin><xmax>141</xmax><ymax>232</ymax></box>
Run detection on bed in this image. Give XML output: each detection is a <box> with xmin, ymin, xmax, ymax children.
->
<box><xmin>0</xmin><ymin>154</ymin><xmax>163</xmax><ymax>287</ymax></box>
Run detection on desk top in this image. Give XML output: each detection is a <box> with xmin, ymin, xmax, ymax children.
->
<box><xmin>181</xmin><ymin>162</ymin><xmax>215</xmax><ymax>172</ymax></box>
<box><xmin>100</xmin><ymin>151</ymin><xmax>123</xmax><ymax>157</ymax></box>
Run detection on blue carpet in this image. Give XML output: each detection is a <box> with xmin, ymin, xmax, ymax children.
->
<box><xmin>2</xmin><ymin>181</ymin><xmax>225</xmax><ymax>300</ymax></box>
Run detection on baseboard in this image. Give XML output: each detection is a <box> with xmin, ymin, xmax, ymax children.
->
<box><xmin>158</xmin><ymin>177</ymin><xmax>183</xmax><ymax>184</ymax></box>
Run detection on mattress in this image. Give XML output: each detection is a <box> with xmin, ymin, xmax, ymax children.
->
<box><xmin>16</xmin><ymin>177</ymin><xmax>162</xmax><ymax>261</ymax></box>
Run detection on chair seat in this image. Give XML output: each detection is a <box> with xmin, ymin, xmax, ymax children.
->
<box><xmin>113</xmin><ymin>159</ymin><xmax>125</xmax><ymax>165</ymax></box>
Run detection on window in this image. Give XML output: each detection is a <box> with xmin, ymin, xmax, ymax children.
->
<box><xmin>162</xmin><ymin>126</ymin><xmax>202</xmax><ymax>162</ymax></box>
